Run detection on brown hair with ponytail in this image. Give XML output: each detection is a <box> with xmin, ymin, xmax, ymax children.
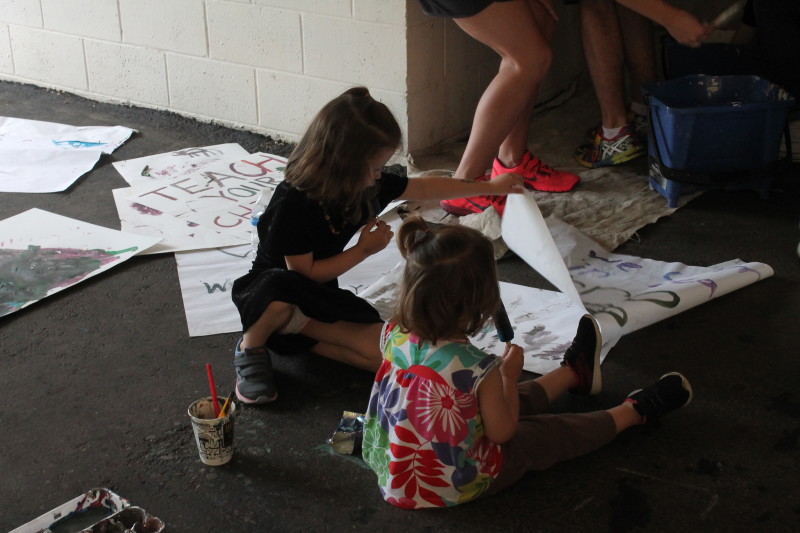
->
<box><xmin>284</xmin><ymin>87</ymin><xmax>402</xmax><ymax>225</ymax></box>
<box><xmin>393</xmin><ymin>216</ymin><xmax>501</xmax><ymax>344</ymax></box>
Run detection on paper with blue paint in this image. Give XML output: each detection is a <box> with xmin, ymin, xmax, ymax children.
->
<box><xmin>0</xmin><ymin>116</ymin><xmax>135</xmax><ymax>192</ymax></box>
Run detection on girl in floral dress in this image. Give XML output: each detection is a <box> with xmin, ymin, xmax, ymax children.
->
<box><xmin>362</xmin><ymin>216</ymin><xmax>693</xmax><ymax>508</ymax></box>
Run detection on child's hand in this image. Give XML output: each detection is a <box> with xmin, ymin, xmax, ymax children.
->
<box><xmin>499</xmin><ymin>343</ymin><xmax>524</xmax><ymax>381</ymax></box>
<box><xmin>489</xmin><ymin>172</ymin><xmax>525</xmax><ymax>195</ymax></box>
<box><xmin>356</xmin><ymin>218</ymin><xmax>393</xmax><ymax>255</ymax></box>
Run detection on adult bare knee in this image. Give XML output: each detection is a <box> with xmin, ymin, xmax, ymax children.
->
<box><xmin>500</xmin><ymin>45</ymin><xmax>553</xmax><ymax>86</ymax></box>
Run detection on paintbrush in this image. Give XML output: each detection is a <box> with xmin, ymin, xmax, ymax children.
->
<box><xmin>217</xmin><ymin>392</ymin><xmax>234</xmax><ymax>418</ymax></box>
<box><xmin>713</xmin><ymin>0</ymin><xmax>747</xmax><ymax>27</ymax></box>
<box><xmin>493</xmin><ymin>301</ymin><xmax>514</xmax><ymax>346</ymax></box>
<box><xmin>206</xmin><ymin>363</ymin><xmax>221</xmax><ymax>417</ymax></box>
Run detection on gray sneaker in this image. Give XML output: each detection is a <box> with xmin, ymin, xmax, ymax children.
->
<box><xmin>233</xmin><ymin>338</ymin><xmax>278</xmax><ymax>404</ymax></box>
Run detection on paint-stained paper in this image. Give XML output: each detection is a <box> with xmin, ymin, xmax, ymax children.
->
<box><xmin>0</xmin><ymin>116</ymin><xmax>135</xmax><ymax>193</ymax></box>
<box><xmin>125</xmin><ymin>152</ymin><xmax>287</xmax><ymax>239</ymax></box>
<box><xmin>357</xmin><ymin>264</ymin><xmax>586</xmax><ymax>374</ymax></box>
<box><xmin>0</xmin><ymin>209</ymin><xmax>160</xmax><ymax>318</ymax></box>
<box><xmin>112</xmin><ymin>143</ymin><xmax>250</xmax><ymax>186</ymax></box>
<box><xmin>498</xmin><ymin>192</ymin><xmax>773</xmax><ymax>371</ymax></box>
<box><xmin>545</xmin><ymin>215</ymin><xmax>773</xmax><ymax>355</ymax></box>
<box><xmin>112</xmin><ymin>187</ymin><xmax>248</xmax><ymax>254</ymax></box>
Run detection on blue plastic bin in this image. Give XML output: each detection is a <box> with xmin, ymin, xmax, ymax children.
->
<box><xmin>643</xmin><ymin>75</ymin><xmax>794</xmax><ymax>173</ymax></box>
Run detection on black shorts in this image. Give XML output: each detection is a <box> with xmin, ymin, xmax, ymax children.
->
<box><xmin>232</xmin><ymin>268</ymin><xmax>382</xmax><ymax>354</ymax></box>
<box><xmin>417</xmin><ymin>0</ymin><xmax>513</xmax><ymax>18</ymax></box>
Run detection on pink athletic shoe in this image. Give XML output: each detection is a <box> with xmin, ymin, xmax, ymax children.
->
<box><xmin>439</xmin><ymin>175</ymin><xmax>507</xmax><ymax>217</ymax></box>
<box><xmin>492</xmin><ymin>150</ymin><xmax>579</xmax><ymax>192</ymax></box>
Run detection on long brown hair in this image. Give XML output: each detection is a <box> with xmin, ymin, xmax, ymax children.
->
<box><xmin>284</xmin><ymin>87</ymin><xmax>402</xmax><ymax>224</ymax></box>
<box><xmin>393</xmin><ymin>216</ymin><xmax>501</xmax><ymax>344</ymax></box>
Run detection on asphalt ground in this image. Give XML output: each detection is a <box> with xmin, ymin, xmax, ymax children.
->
<box><xmin>1</xmin><ymin>80</ymin><xmax>799</xmax><ymax>532</ymax></box>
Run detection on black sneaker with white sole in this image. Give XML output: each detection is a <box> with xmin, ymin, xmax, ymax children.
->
<box><xmin>626</xmin><ymin>372</ymin><xmax>692</xmax><ymax>423</ymax></box>
<box><xmin>561</xmin><ymin>314</ymin><xmax>602</xmax><ymax>395</ymax></box>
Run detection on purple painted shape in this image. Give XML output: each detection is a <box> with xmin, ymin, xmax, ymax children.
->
<box><xmin>131</xmin><ymin>202</ymin><xmax>163</xmax><ymax>216</ymax></box>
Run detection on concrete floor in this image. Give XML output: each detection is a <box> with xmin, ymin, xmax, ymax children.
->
<box><xmin>1</xmin><ymin>79</ymin><xmax>799</xmax><ymax>533</ymax></box>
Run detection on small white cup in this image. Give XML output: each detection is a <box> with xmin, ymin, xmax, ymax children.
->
<box><xmin>187</xmin><ymin>396</ymin><xmax>236</xmax><ymax>466</ymax></box>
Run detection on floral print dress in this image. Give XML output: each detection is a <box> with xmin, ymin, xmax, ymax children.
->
<box><xmin>362</xmin><ymin>322</ymin><xmax>503</xmax><ymax>509</ymax></box>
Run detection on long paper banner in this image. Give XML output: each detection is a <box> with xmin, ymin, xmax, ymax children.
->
<box><xmin>172</xmin><ymin>189</ymin><xmax>772</xmax><ymax>377</ymax></box>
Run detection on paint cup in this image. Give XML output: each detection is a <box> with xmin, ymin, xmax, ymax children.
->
<box><xmin>187</xmin><ymin>396</ymin><xmax>236</xmax><ymax>466</ymax></box>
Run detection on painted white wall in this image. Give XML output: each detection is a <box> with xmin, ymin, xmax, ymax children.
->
<box><xmin>0</xmin><ymin>0</ymin><xmax>583</xmax><ymax>158</ymax></box>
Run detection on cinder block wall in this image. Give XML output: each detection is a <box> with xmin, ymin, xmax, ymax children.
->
<box><xmin>0</xmin><ymin>0</ymin><xmax>583</xmax><ymax>158</ymax></box>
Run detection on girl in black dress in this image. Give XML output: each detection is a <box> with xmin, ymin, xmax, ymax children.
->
<box><xmin>231</xmin><ymin>86</ymin><xmax>524</xmax><ymax>404</ymax></box>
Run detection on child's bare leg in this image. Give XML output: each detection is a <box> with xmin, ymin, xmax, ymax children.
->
<box><xmin>533</xmin><ymin>366</ymin><xmax>576</xmax><ymax>403</ymax></box>
<box><xmin>608</xmin><ymin>402</ymin><xmax>643</xmax><ymax>432</ymax></box>
<box><xmin>304</xmin><ymin>320</ymin><xmax>384</xmax><ymax>372</ymax></box>
<box><xmin>311</xmin><ymin>342</ymin><xmax>381</xmax><ymax>372</ymax></box>
<box><xmin>241</xmin><ymin>300</ymin><xmax>294</xmax><ymax>349</ymax></box>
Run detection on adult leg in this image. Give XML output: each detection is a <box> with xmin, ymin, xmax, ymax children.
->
<box><xmin>617</xmin><ymin>4</ymin><xmax>657</xmax><ymax>108</ymax></box>
<box><xmin>452</xmin><ymin>0</ymin><xmax>554</xmax><ymax>180</ymax></box>
<box><xmin>496</xmin><ymin>0</ymin><xmax>557</xmax><ymax>167</ymax></box>
<box><xmin>575</xmin><ymin>0</ymin><xmax>645</xmax><ymax>168</ymax></box>
<box><xmin>579</xmin><ymin>0</ymin><xmax>628</xmax><ymax>129</ymax></box>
